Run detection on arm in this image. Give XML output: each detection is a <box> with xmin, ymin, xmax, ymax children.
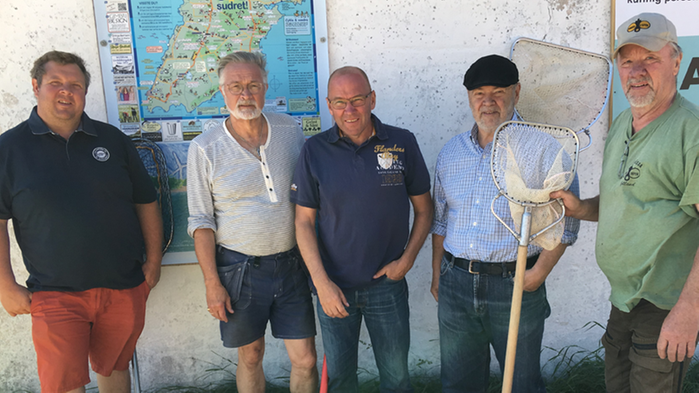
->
<box><xmin>295</xmin><ymin>204</ymin><xmax>349</xmax><ymax>318</ymax></box>
<box><xmin>549</xmin><ymin>191</ymin><xmax>600</xmax><ymax>222</ymax></box>
<box><xmin>374</xmin><ymin>192</ymin><xmax>433</xmax><ymax>280</ymax></box>
<box><xmin>522</xmin><ymin>242</ymin><xmax>568</xmax><ymax>292</ymax></box>
<box><xmin>0</xmin><ymin>219</ymin><xmax>31</xmax><ymax>316</ymax></box>
<box><xmin>193</xmin><ymin>228</ymin><xmax>233</xmax><ymax>322</ymax></box>
<box><xmin>431</xmin><ymin>234</ymin><xmax>445</xmax><ymax>302</ymax></box>
<box><xmin>657</xmin><ymin>203</ymin><xmax>699</xmax><ymax>362</ymax></box>
<box><xmin>135</xmin><ymin>201</ymin><xmax>163</xmax><ymax>289</ymax></box>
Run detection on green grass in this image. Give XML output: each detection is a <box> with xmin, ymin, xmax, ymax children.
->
<box><xmin>148</xmin><ymin>348</ymin><xmax>699</xmax><ymax>393</ymax></box>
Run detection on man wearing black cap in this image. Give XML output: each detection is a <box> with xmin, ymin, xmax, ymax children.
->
<box><xmin>431</xmin><ymin>54</ymin><xmax>579</xmax><ymax>392</ymax></box>
<box><xmin>553</xmin><ymin>13</ymin><xmax>699</xmax><ymax>391</ymax></box>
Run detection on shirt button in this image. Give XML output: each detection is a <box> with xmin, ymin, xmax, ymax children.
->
<box><xmin>478</xmin><ymin>177</ymin><xmax>482</xmax><ymax>181</ymax></box>
<box><xmin>473</xmin><ymin>222</ymin><xmax>477</xmax><ymax>226</ymax></box>
<box><xmin>269</xmin><ymin>188</ymin><xmax>273</xmax><ymax>191</ymax></box>
<box><xmin>469</xmin><ymin>244</ymin><xmax>474</xmax><ymax>248</ymax></box>
<box><xmin>475</xmin><ymin>200</ymin><xmax>480</xmax><ymax>204</ymax></box>
<box><xmin>266</xmin><ymin>175</ymin><xmax>269</xmax><ymax>179</ymax></box>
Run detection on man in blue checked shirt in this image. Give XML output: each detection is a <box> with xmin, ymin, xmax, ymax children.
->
<box><xmin>430</xmin><ymin>54</ymin><xmax>580</xmax><ymax>393</ymax></box>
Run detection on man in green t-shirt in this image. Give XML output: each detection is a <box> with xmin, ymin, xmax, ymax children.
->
<box><xmin>553</xmin><ymin>13</ymin><xmax>699</xmax><ymax>392</ymax></box>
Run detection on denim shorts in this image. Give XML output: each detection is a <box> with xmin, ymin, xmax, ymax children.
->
<box><xmin>216</xmin><ymin>246</ymin><xmax>316</xmax><ymax>348</ymax></box>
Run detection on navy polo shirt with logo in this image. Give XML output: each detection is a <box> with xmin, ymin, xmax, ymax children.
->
<box><xmin>290</xmin><ymin>114</ymin><xmax>430</xmax><ymax>290</ymax></box>
<box><xmin>0</xmin><ymin>107</ymin><xmax>157</xmax><ymax>292</ymax></box>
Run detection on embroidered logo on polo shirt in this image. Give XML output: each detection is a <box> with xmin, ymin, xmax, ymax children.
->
<box><xmin>377</xmin><ymin>152</ymin><xmax>394</xmax><ymax>169</ymax></box>
<box><xmin>374</xmin><ymin>144</ymin><xmax>405</xmax><ymax>186</ymax></box>
<box><xmin>92</xmin><ymin>147</ymin><xmax>110</xmax><ymax>162</ymax></box>
<box><xmin>291</xmin><ymin>183</ymin><xmax>298</xmax><ymax>191</ymax></box>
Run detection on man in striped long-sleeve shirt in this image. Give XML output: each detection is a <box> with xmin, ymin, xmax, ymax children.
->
<box><xmin>187</xmin><ymin>52</ymin><xmax>317</xmax><ymax>393</ymax></box>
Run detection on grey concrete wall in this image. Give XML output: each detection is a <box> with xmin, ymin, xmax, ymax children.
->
<box><xmin>0</xmin><ymin>0</ymin><xmax>614</xmax><ymax>391</ymax></box>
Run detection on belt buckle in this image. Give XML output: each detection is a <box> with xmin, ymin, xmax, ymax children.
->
<box><xmin>468</xmin><ymin>260</ymin><xmax>479</xmax><ymax>275</ymax></box>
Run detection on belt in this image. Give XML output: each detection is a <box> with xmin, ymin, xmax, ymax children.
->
<box><xmin>444</xmin><ymin>252</ymin><xmax>539</xmax><ymax>275</ymax></box>
<box><xmin>217</xmin><ymin>246</ymin><xmax>299</xmax><ymax>268</ymax></box>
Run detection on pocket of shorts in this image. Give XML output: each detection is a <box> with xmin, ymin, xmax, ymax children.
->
<box><xmin>290</xmin><ymin>256</ymin><xmax>312</xmax><ymax>297</ymax></box>
<box><xmin>217</xmin><ymin>262</ymin><xmax>251</xmax><ymax>310</ymax></box>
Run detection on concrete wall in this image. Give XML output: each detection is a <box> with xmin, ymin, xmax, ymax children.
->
<box><xmin>0</xmin><ymin>0</ymin><xmax>614</xmax><ymax>391</ymax></box>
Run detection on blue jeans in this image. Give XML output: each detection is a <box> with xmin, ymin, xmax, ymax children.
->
<box><xmin>438</xmin><ymin>255</ymin><xmax>550</xmax><ymax>393</ymax></box>
<box><xmin>317</xmin><ymin>278</ymin><xmax>413</xmax><ymax>393</ymax></box>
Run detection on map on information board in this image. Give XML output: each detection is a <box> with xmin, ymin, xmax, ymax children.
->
<box><xmin>93</xmin><ymin>0</ymin><xmax>329</xmax><ymax>264</ymax></box>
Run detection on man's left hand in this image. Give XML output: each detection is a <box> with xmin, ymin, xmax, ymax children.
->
<box><xmin>657</xmin><ymin>300</ymin><xmax>699</xmax><ymax>362</ymax></box>
<box><xmin>373</xmin><ymin>257</ymin><xmax>413</xmax><ymax>281</ymax></box>
<box><xmin>523</xmin><ymin>266</ymin><xmax>546</xmax><ymax>292</ymax></box>
<box><xmin>142</xmin><ymin>260</ymin><xmax>162</xmax><ymax>289</ymax></box>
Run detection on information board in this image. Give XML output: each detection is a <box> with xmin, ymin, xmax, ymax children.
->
<box><xmin>93</xmin><ymin>0</ymin><xmax>330</xmax><ymax>264</ymax></box>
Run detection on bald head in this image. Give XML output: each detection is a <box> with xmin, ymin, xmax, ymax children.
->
<box><xmin>328</xmin><ymin>66</ymin><xmax>372</xmax><ymax>92</ymax></box>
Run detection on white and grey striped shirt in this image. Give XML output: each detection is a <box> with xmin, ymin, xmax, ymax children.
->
<box><xmin>187</xmin><ymin>112</ymin><xmax>305</xmax><ymax>256</ymax></box>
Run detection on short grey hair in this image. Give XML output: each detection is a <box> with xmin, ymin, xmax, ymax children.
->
<box><xmin>217</xmin><ymin>51</ymin><xmax>268</xmax><ymax>85</ymax></box>
<box><xmin>615</xmin><ymin>41</ymin><xmax>683</xmax><ymax>62</ymax></box>
<box><xmin>669</xmin><ymin>42</ymin><xmax>683</xmax><ymax>59</ymax></box>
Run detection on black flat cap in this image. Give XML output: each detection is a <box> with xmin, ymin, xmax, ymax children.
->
<box><xmin>463</xmin><ymin>54</ymin><xmax>519</xmax><ymax>90</ymax></box>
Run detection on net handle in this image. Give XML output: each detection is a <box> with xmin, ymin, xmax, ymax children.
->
<box><xmin>490</xmin><ymin>193</ymin><xmax>566</xmax><ymax>243</ymax></box>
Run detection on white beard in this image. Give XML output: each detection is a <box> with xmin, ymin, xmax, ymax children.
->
<box><xmin>228</xmin><ymin>99</ymin><xmax>262</xmax><ymax>120</ymax></box>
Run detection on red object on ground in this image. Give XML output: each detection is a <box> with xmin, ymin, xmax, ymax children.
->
<box><xmin>320</xmin><ymin>354</ymin><xmax>328</xmax><ymax>393</ymax></box>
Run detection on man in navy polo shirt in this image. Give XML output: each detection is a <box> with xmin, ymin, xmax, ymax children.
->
<box><xmin>0</xmin><ymin>51</ymin><xmax>162</xmax><ymax>393</ymax></box>
<box><xmin>291</xmin><ymin>66</ymin><xmax>433</xmax><ymax>392</ymax></box>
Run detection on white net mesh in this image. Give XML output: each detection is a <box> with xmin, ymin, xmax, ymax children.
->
<box><xmin>511</xmin><ymin>38</ymin><xmax>612</xmax><ymax>133</ymax></box>
<box><xmin>491</xmin><ymin>122</ymin><xmax>578</xmax><ymax>250</ymax></box>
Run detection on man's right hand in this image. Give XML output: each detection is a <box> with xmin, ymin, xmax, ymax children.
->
<box><xmin>205</xmin><ymin>282</ymin><xmax>233</xmax><ymax>322</ymax></box>
<box><xmin>549</xmin><ymin>190</ymin><xmax>599</xmax><ymax>222</ymax></box>
<box><xmin>317</xmin><ymin>280</ymin><xmax>349</xmax><ymax>318</ymax></box>
<box><xmin>0</xmin><ymin>283</ymin><xmax>32</xmax><ymax>317</ymax></box>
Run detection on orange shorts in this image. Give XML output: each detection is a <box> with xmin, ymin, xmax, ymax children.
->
<box><xmin>30</xmin><ymin>281</ymin><xmax>150</xmax><ymax>393</ymax></box>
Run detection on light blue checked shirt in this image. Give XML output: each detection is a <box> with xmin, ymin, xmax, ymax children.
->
<box><xmin>432</xmin><ymin>122</ymin><xmax>580</xmax><ymax>262</ymax></box>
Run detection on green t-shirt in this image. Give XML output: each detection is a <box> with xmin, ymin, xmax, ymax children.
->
<box><xmin>597</xmin><ymin>94</ymin><xmax>699</xmax><ymax>312</ymax></box>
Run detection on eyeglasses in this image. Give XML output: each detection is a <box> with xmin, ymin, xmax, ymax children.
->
<box><xmin>617</xmin><ymin>139</ymin><xmax>630</xmax><ymax>179</ymax></box>
<box><xmin>328</xmin><ymin>91</ymin><xmax>373</xmax><ymax>110</ymax></box>
<box><xmin>223</xmin><ymin>82</ymin><xmax>264</xmax><ymax>95</ymax></box>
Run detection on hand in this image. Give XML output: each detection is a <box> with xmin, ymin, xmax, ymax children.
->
<box><xmin>316</xmin><ymin>279</ymin><xmax>349</xmax><ymax>318</ymax></box>
<box><xmin>0</xmin><ymin>283</ymin><xmax>32</xmax><ymax>317</ymax></box>
<box><xmin>523</xmin><ymin>266</ymin><xmax>546</xmax><ymax>292</ymax></box>
<box><xmin>549</xmin><ymin>190</ymin><xmax>583</xmax><ymax>218</ymax></box>
<box><xmin>205</xmin><ymin>282</ymin><xmax>234</xmax><ymax>322</ymax></box>
<box><xmin>373</xmin><ymin>257</ymin><xmax>413</xmax><ymax>281</ymax></box>
<box><xmin>142</xmin><ymin>261</ymin><xmax>161</xmax><ymax>289</ymax></box>
<box><xmin>549</xmin><ymin>191</ymin><xmax>599</xmax><ymax>221</ymax></box>
<box><xmin>657</xmin><ymin>300</ymin><xmax>699</xmax><ymax>362</ymax></box>
<box><xmin>430</xmin><ymin>275</ymin><xmax>439</xmax><ymax>302</ymax></box>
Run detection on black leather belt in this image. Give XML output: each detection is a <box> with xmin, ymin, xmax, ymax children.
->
<box><xmin>445</xmin><ymin>252</ymin><xmax>539</xmax><ymax>275</ymax></box>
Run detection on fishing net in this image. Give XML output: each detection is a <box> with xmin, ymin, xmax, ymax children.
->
<box><xmin>511</xmin><ymin>38</ymin><xmax>612</xmax><ymax>139</ymax></box>
<box><xmin>491</xmin><ymin>121</ymin><xmax>579</xmax><ymax>249</ymax></box>
<box><xmin>132</xmin><ymin>138</ymin><xmax>174</xmax><ymax>253</ymax></box>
